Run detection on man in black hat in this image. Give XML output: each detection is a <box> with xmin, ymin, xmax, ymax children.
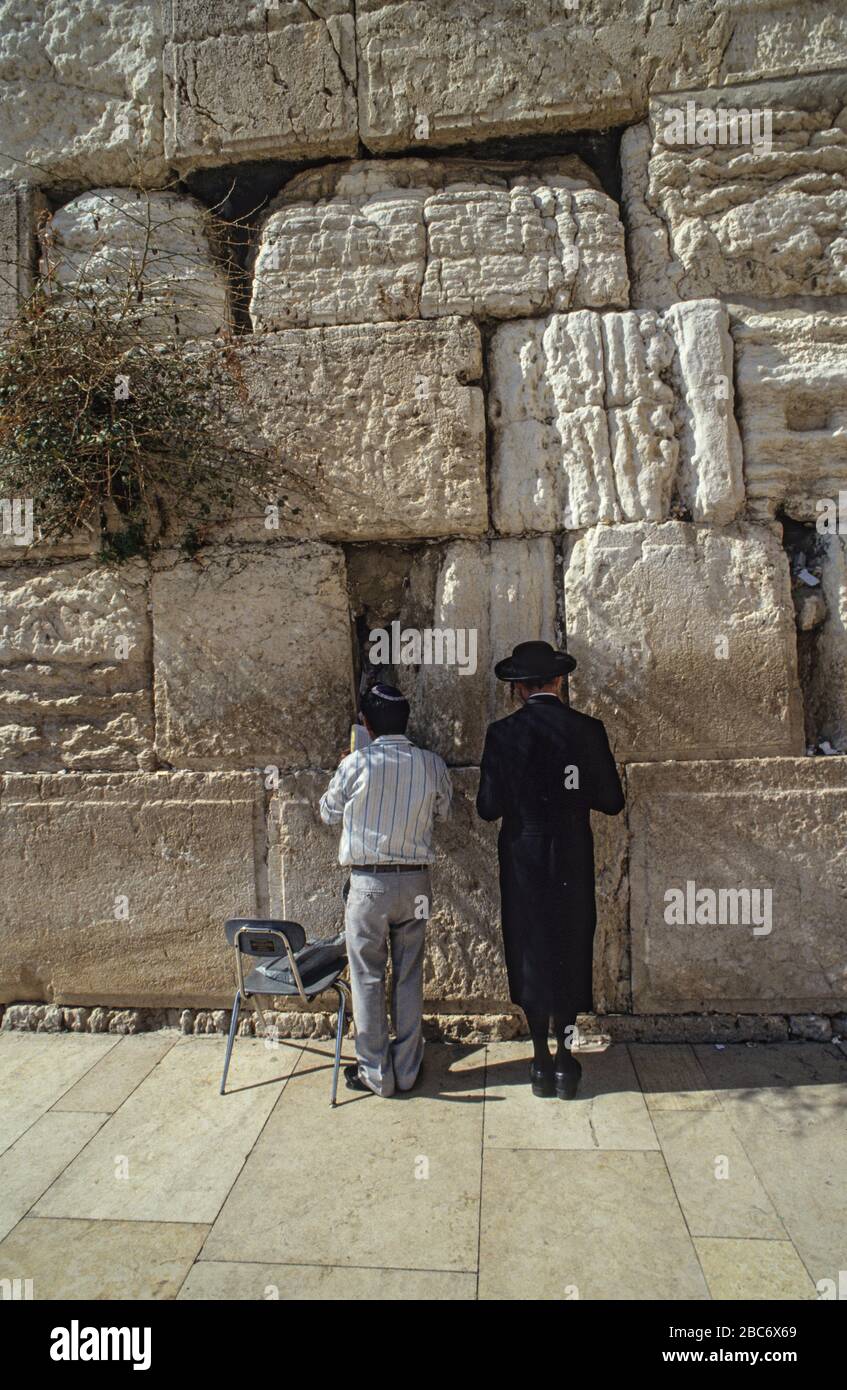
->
<box><xmin>476</xmin><ymin>641</ymin><xmax>624</xmax><ymax>1099</ymax></box>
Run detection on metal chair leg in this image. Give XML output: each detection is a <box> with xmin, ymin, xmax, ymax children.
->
<box><xmin>220</xmin><ymin>990</ymin><xmax>241</xmax><ymax>1095</ymax></box>
<box><xmin>330</xmin><ymin>985</ymin><xmax>346</xmax><ymax>1107</ymax></box>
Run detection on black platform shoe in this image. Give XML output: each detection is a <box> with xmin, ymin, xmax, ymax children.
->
<box><xmin>529</xmin><ymin>1063</ymin><xmax>556</xmax><ymax>1098</ymax></box>
<box><xmin>344</xmin><ymin>1064</ymin><xmax>375</xmax><ymax>1094</ymax></box>
<box><xmin>554</xmin><ymin>1056</ymin><xmax>582</xmax><ymax>1100</ymax></box>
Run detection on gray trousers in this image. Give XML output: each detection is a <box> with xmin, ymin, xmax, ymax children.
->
<box><xmin>344</xmin><ymin>867</ymin><xmax>430</xmax><ymax>1097</ymax></box>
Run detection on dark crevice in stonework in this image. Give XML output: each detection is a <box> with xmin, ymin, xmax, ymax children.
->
<box><xmin>779</xmin><ymin>512</ymin><xmax>828</xmax><ymax>751</ymax></box>
<box><xmin>343</xmin><ymin>540</ymin><xmax>446</xmax><ymax>707</ymax></box>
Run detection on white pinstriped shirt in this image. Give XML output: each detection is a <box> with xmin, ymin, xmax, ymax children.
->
<box><xmin>319</xmin><ymin>735</ymin><xmax>452</xmax><ymax>867</ymax></box>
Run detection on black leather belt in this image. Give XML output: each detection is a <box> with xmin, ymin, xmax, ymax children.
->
<box><xmin>351</xmin><ymin>863</ymin><xmax>429</xmax><ymax>874</ymax></box>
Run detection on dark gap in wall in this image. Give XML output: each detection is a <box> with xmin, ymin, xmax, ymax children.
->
<box><xmin>181</xmin><ymin>157</ymin><xmax>313</xmax><ymax>332</ymax></box>
<box><xmin>176</xmin><ymin>125</ymin><xmax>626</xmax><ymax>328</ymax></box>
<box><xmin>779</xmin><ymin>511</ymin><xmax>828</xmax><ymax>750</ymax></box>
<box><xmin>343</xmin><ymin>540</ymin><xmax>446</xmax><ymax>739</ymax></box>
<box><xmin>377</xmin><ymin>127</ymin><xmax>626</xmax><ymax>202</ymax></box>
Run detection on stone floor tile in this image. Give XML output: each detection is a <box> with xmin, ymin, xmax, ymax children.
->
<box><xmin>483</xmin><ymin>1043</ymin><xmax>658</xmax><ymax>1150</ymax></box>
<box><xmin>200</xmin><ymin>1042</ymin><xmax>486</xmax><ymax>1271</ymax></box>
<box><xmin>0</xmin><ymin>1217</ymin><xmax>207</xmax><ymax>1299</ymax></box>
<box><xmin>33</xmin><ymin>1037</ymin><xmax>300</xmax><ymax>1224</ymax></box>
<box><xmin>479</xmin><ymin>1149</ymin><xmax>708</xmax><ymax>1300</ymax></box>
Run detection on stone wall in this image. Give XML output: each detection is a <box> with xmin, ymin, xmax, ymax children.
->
<box><xmin>2</xmin><ymin>1</ymin><xmax>847</xmax><ymax>1037</ymax></box>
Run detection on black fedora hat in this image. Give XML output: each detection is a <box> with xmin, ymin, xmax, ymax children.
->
<box><xmin>494</xmin><ymin>640</ymin><xmax>576</xmax><ymax>682</ymax></box>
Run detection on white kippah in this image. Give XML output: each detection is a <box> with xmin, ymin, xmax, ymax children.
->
<box><xmin>371</xmin><ymin>683</ymin><xmax>407</xmax><ymax>702</ymax></box>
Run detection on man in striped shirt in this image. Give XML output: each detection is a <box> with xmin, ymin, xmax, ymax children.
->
<box><xmin>319</xmin><ymin>683</ymin><xmax>452</xmax><ymax>1097</ymax></box>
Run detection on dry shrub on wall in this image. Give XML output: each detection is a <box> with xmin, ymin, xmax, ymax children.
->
<box><xmin>0</xmin><ymin>189</ymin><xmax>295</xmax><ymax>564</ymax></box>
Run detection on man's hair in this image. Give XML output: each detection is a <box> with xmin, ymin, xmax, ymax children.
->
<box><xmin>517</xmin><ymin>675</ymin><xmax>558</xmax><ymax>692</ymax></box>
<box><xmin>361</xmin><ymin>682</ymin><xmax>410</xmax><ymax>736</ymax></box>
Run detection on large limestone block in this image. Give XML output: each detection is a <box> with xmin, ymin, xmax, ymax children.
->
<box><xmin>0</xmin><ymin>181</ymin><xmax>46</xmax><ymax>332</ymax></box>
<box><xmin>163</xmin><ymin>0</ymin><xmax>357</xmax><ymax>170</ymax></box>
<box><xmin>809</xmin><ymin>534</ymin><xmax>847</xmax><ymax>753</ymax></box>
<box><xmin>489</xmin><ymin>300</ymin><xmax>743</xmax><ymax>532</ymax></box>
<box><xmin>732</xmin><ymin>308</ymin><xmax>847</xmax><ymax>524</ymax></box>
<box><xmin>628</xmin><ymin>758</ymin><xmax>847</xmax><ymax>1013</ymax></box>
<box><xmin>249</xmin><ymin>156</ymin><xmax>628</xmax><ymax>330</ymax></box>
<box><xmin>394</xmin><ymin>538</ymin><xmax>558</xmax><ymax>766</ymax></box>
<box><xmin>0</xmin><ymin>560</ymin><xmax>153</xmax><ymax>772</ymax></box>
<box><xmin>591</xmin><ymin>803</ymin><xmax>631</xmax><ymax>1015</ymax></box>
<box><xmin>45</xmin><ymin>190</ymin><xmax>231</xmax><ymax>340</ymax></box>
<box><xmin>623</xmin><ymin>73</ymin><xmax>847</xmax><ymax>306</ymax></box>
<box><xmin>564</xmin><ymin>522</ymin><xmax>805</xmax><ymax>763</ymax></box>
<box><xmin>0</xmin><ymin>0</ymin><xmax>166</xmax><ymax>188</ymax></box>
<box><xmin>357</xmin><ymin>2</ymin><xmax>847</xmax><ymax>152</ymax></box>
<box><xmin>0</xmin><ymin>771</ymin><xmax>262</xmax><ymax>1007</ymax></box>
<box><xmin>272</xmin><ymin>768</ymin><xmax>509</xmax><ymax>1006</ymax></box>
<box><xmin>272</xmin><ymin>767</ymin><xmax>628</xmax><ymax>1012</ymax></box>
<box><xmin>151</xmin><ymin>544</ymin><xmax>353</xmax><ymax>771</ymax></box>
<box><xmin>232</xmin><ymin>319</ymin><xmax>487</xmax><ymax>541</ymax></box>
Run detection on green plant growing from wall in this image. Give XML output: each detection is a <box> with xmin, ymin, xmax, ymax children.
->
<box><xmin>0</xmin><ymin>191</ymin><xmax>300</xmax><ymax>564</ymax></box>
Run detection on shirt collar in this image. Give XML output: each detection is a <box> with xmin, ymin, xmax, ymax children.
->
<box><xmin>373</xmin><ymin>734</ymin><xmax>411</xmax><ymax>743</ymax></box>
<box><xmin>526</xmin><ymin>693</ymin><xmax>560</xmax><ymax>701</ymax></box>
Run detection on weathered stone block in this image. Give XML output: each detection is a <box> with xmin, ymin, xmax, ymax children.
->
<box><xmin>232</xmin><ymin>319</ymin><xmax>487</xmax><ymax>541</ymax></box>
<box><xmin>272</xmin><ymin>767</ymin><xmax>508</xmax><ymax>1006</ymax></box>
<box><xmin>357</xmin><ymin>2</ymin><xmax>847</xmax><ymax>153</ymax></box>
<box><xmin>395</xmin><ymin>538</ymin><xmax>558</xmax><ymax>765</ymax></box>
<box><xmin>628</xmin><ymin>758</ymin><xmax>847</xmax><ymax>1013</ymax></box>
<box><xmin>272</xmin><ymin>767</ymin><xmax>627</xmax><ymax>1011</ymax></box>
<box><xmin>564</xmin><ymin>522</ymin><xmax>805</xmax><ymax>762</ymax></box>
<box><xmin>0</xmin><ymin>0</ymin><xmax>166</xmax><ymax>188</ymax></box>
<box><xmin>0</xmin><ymin>180</ymin><xmax>46</xmax><ymax>331</ymax></box>
<box><xmin>592</xmin><ymin>803</ymin><xmax>631</xmax><ymax>1015</ymax></box>
<box><xmin>45</xmin><ymin>189</ymin><xmax>231</xmax><ymax>340</ymax></box>
<box><xmin>0</xmin><ymin>772</ymin><xmax>262</xmax><ymax>1007</ymax></box>
<box><xmin>151</xmin><ymin>544</ymin><xmax>353</xmax><ymax>770</ymax></box>
<box><xmin>163</xmin><ymin>0</ymin><xmax>357</xmax><ymax>170</ymax></box>
<box><xmin>0</xmin><ymin>560</ymin><xmax>153</xmax><ymax>772</ymax></box>
<box><xmin>732</xmin><ymin>308</ymin><xmax>847</xmax><ymax>524</ymax></box>
<box><xmin>489</xmin><ymin>300</ymin><xmax>743</xmax><ymax>532</ymax></box>
<box><xmin>623</xmin><ymin>73</ymin><xmax>847</xmax><ymax>306</ymax></box>
<box><xmin>249</xmin><ymin>156</ymin><xmax>628</xmax><ymax>330</ymax></box>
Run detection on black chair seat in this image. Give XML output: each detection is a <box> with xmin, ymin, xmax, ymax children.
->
<box><xmin>221</xmin><ymin>916</ymin><xmax>350</xmax><ymax>1104</ymax></box>
<box><xmin>242</xmin><ymin>957</ymin><xmax>347</xmax><ymax>999</ymax></box>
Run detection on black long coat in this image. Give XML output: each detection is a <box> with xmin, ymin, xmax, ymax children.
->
<box><xmin>476</xmin><ymin>695</ymin><xmax>624</xmax><ymax>1019</ymax></box>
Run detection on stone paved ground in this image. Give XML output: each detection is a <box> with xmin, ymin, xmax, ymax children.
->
<box><xmin>0</xmin><ymin>1032</ymin><xmax>843</xmax><ymax>1301</ymax></box>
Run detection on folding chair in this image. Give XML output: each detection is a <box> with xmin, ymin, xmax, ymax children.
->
<box><xmin>220</xmin><ymin>918</ymin><xmax>350</xmax><ymax>1105</ymax></box>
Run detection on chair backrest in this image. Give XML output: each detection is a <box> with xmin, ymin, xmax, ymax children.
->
<box><xmin>224</xmin><ymin>918</ymin><xmax>306</xmax><ymax>956</ymax></box>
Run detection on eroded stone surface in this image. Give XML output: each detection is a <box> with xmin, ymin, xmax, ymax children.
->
<box><xmin>163</xmin><ymin>0</ymin><xmax>357</xmax><ymax>170</ymax></box>
<box><xmin>0</xmin><ymin>772</ymin><xmax>262</xmax><ymax>1006</ymax></box>
<box><xmin>250</xmin><ymin>156</ymin><xmax>628</xmax><ymax>330</ymax></box>
<box><xmin>45</xmin><ymin>189</ymin><xmax>231</xmax><ymax>340</ymax></box>
<box><xmin>0</xmin><ymin>560</ymin><xmax>153</xmax><ymax>772</ymax></box>
<box><xmin>356</xmin><ymin>1</ymin><xmax>847</xmax><ymax>152</ymax></box>
<box><xmin>624</xmin><ymin>74</ymin><xmax>847</xmax><ymax>306</ymax></box>
<box><xmin>732</xmin><ymin>308</ymin><xmax>847</xmax><ymax>523</ymax></box>
<box><xmin>564</xmin><ymin>522</ymin><xmax>805</xmax><ymax>763</ymax></box>
<box><xmin>489</xmin><ymin>300</ymin><xmax>743</xmax><ymax>532</ymax></box>
<box><xmin>151</xmin><ymin>544</ymin><xmax>353</xmax><ymax>770</ymax></box>
<box><xmin>231</xmin><ymin>319</ymin><xmax>487</xmax><ymax>541</ymax></box>
<box><xmin>0</xmin><ymin>0</ymin><xmax>166</xmax><ymax>188</ymax></box>
<box><xmin>628</xmin><ymin>758</ymin><xmax>847</xmax><ymax>1013</ymax></box>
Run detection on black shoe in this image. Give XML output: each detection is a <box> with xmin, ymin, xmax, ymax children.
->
<box><xmin>554</xmin><ymin>1056</ymin><xmax>582</xmax><ymax>1100</ymax></box>
<box><xmin>529</xmin><ymin>1062</ymin><xmax>556</xmax><ymax>1098</ymax></box>
<box><xmin>344</xmin><ymin>1064</ymin><xmax>374</xmax><ymax>1094</ymax></box>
